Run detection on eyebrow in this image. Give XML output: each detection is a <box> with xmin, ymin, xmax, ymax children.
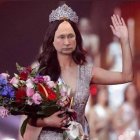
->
<box><xmin>57</xmin><ymin>33</ymin><xmax>75</xmax><ymax>36</ymax></box>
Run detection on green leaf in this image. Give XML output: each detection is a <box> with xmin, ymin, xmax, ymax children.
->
<box><xmin>37</xmin><ymin>67</ymin><xmax>46</xmax><ymax>75</ymax></box>
<box><xmin>20</xmin><ymin>117</ymin><xmax>30</xmax><ymax>137</ymax></box>
<box><xmin>29</xmin><ymin>68</ymin><xmax>38</xmax><ymax>77</ymax></box>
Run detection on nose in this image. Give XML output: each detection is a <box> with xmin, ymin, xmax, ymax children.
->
<box><xmin>64</xmin><ymin>37</ymin><xmax>70</xmax><ymax>46</ymax></box>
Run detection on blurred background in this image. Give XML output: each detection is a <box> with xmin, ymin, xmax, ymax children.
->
<box><xmin>0</xmin><ymin>0</ymin><xmax>140</xmax><ymax>139</ymax></box>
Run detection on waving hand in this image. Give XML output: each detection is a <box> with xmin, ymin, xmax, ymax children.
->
<box><xmin>110</xmin><ymin>15</ymin><xmax>128</xmax><ymax>42</ymax></box>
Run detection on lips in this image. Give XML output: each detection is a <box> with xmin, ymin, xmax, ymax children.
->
<box><xmin>62</xmin><ymin>48</ymin><xmax>73</xmax><ymax>51</ymax></box>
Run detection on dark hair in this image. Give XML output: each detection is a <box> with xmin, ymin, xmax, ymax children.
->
<box><xmin>38</xmin><ymin>19</ymin><xmax>86</xmax><ymax>81</ymax></box>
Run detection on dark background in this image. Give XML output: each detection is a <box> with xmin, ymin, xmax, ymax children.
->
<box><xmin>0</xmin><ymin>0</ymin><xmax>96</xmax><ymax>75</ymax></box>
<box><xmin>0</xmin><ymin>0</ymin><xmax>135</xmax><ymax>75</ymax></box>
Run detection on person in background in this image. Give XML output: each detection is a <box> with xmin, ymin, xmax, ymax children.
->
<box><xmin>88</xmin><ymin>87</ymin><xmax>113</xmax><ymax>140</ymax></box>
<box><xmin>78</xmin><ymin>17</ymin><xmax>100</xmax><ymax>66</ymax></box>
<box><xmin>113</xmin><ymin>83</ymin><xmax>139</xmax><ymax>140</ymax></box>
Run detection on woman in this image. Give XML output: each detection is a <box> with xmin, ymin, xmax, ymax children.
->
<box><xmin>113</xmin><ymin>84</ymin><xmax>139</xmax><ymax>140</ymax></box>
<box><xmin>89</xmin><ymin>87</ymin><xmax>113</xmax><ymax>140</ymax></box>
<box><xmin>24</xmin><ymin>4</ymin><xmax>133</xmax><ymax>140</ymax></box>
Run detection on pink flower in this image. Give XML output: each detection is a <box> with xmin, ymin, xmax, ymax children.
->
<box><xmin>32</xmin><ymin>92</ymin><xmax>42</xmax><ymax>105</ymax></box>
<box><xmin>26</xmin><ymin>87</ymin><xmax>35</xmax><ymax>97</ymax></box>
<box><xmin>10</xmin><ymin>77</ymin><xmax>19</xmax><ymax>88</ymax></box>
<box><xmin>0</xmin><ymin>107</ymin><xmax>9</xmax><ymax>118</ymax></box>
<box><xmin>33</xmin><ymin>76</ymin><xmax>44</xmax><ymax>84</ymax></box>
<box><xmin>43</xmin><ymin>76</ymin><xmax>51</xmax><ymax>83</ymax></box>
<box><xmin>47</xmin><ymin>81</ymin><xmax>56</xmax><ymax>88</ymax></box>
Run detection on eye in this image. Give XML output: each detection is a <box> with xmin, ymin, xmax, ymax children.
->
<box><xmin>58</xmin><ymin>35</ymin><xmax>65</xmax><ymax>39</ymax></box>
<box><xmin>68</xmin><ymin>34</ymin><xmax>75</xmax><ymax>38</ymax></box>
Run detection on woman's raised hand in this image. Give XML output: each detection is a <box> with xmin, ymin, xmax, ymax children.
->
<box><xmin>110</xmin><ymin>14</ymin><xmax>129</xmax><ymax>42</ymax></box>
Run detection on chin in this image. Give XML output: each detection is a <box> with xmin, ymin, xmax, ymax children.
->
<box><xmin>62</xmin><ymin>52</ymin><xmax>73</xmax><ymax>55</ymax></box>
<box><xmin>61</xmin><ymin>50</ymin><xmax>75</xmax><ymax>55</ymax></box>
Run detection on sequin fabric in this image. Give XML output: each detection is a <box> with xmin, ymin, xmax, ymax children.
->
<box><xmin>38</xmin><ymin>63</ymin><xmax>93</xmax><ymax>140</ymax></box>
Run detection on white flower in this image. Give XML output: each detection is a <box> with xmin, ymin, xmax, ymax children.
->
<box><xmin>26</xmin><ymin>79</ymin><xmax>34</xmax><ymax>88</ymax></box>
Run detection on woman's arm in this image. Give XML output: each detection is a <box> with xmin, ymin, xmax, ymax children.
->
<box><xmin>91</xmin><ymin>15</ymin><xmax>133</xmax><ymax>85</ymax></box>
<box><xmin>23</xmin><ymin>124</ymin><xmax>42</xmax><ymax>140</ymax></box>
<box><xmin>23</xmin><ymin>111</ymin><xmax>69</xmax><ymax>139</ymax></box>
<box><xmin>35</xmin><ymin>111</ymin><xmax>68</xmax><ymax>128</ymax></box>
<box><xmin>23</xmin><ymin>96</ymin><xmax>71</xmax><ymax>140</ymax></box>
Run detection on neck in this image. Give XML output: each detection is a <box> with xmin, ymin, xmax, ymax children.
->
<box><xmin>57</xmin><ymin>54</ymin><xmax>76</xmax><ymax>68</ymax></box>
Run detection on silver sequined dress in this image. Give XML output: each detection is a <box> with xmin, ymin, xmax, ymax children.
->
<box><xmin>39</xmin><ymin>63</ymin><xmax>93</xmax><ymax>140</ymax></box>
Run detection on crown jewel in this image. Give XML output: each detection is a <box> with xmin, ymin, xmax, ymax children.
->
<box><xmin>49</xmin><ymin>4</ymin><xmax>78</xmax><ymax>23</ymax></box>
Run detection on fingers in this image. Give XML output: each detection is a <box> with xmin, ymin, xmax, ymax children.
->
<box><xmin>62</xmin><ymin>116</ymin><xmax>71</xmax><ymax>124</ymax></box>
<box><xmin>55</xmin><ymin>115</ymin><xmax>68</xmax><ymax>128</ymax></box>
<box><xmin>61</xmin><ymin>114</ymin><xmax>67</xmax><ymax>120</ymax></box>
<box><xmin>53</xmin><ymin>110</ymin><xmax>65</xmax><ymax>116</ymax></box>
<box><xmin>121</xmin><ymin>17</ymin><xmax>126</xmax><ymax>26</ymax></box>
<box><xmin>60</xmin><ymin>116</ymin><xmax>71</xmax><ymax>128</ymax></box>
<box><xmin>110</xmin><ymin>25</ymin><xmax>115</xmax><ymax>35</ymax></box>
<box><xmin>116</xmin><ymin>15</ymin><xmax>126</xmax><ymax>26</ymax></box>
<box><xmin>111</xmin><ymin>15</ymin><xmax>117</xmax><ymax>30</ymax></box>
<box><xmin>61</xmin><ymin>119</ymin><xmax>67</xmax><ymax>126</ymax></box>
<box><xmin>111</xmin><ymin>14</ymin><xmax>126</xmax><ymax>27</ymax></box>
<box><xmin>112</xmin><ymin>14</ymin><xmax>119</xmax><ymax>26</ymax></box>
<box><xmin>61</xmin><ymin>126</ymin><xmax>70</xmax><ymax>130</ymax></box>
<box><xmin>116</xmin><ymin>15</ymin><xmax>122</xmax><ymax>25</ymax></box>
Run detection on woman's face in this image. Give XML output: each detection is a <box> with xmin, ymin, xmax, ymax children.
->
<box><xmin>97</xmin><ymin>88</ymin><xmax>108</xmax><ymax>105</ymax></box>
<box><xmin>53</xmin><ymin>21</ymin><xmax>76</xmax><ymax>55</ymax></box>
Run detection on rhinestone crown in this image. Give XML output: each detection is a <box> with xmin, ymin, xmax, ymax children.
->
<box><xmin>49</xmin><ymin>4</ymin><xmax>78</xmax><ymax>23</ymax></box>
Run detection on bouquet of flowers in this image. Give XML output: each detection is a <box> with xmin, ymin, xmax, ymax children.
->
<box><xmin>0</xmin><ymin>63</ymin><xmax>71</xmax><ymax>136</ymax></box>
<box><xmin>0</xmin><ymin>63</ymin><xmax>88</xmax><ymax>140</ymax></box>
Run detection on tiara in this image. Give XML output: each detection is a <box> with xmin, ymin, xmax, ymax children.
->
<box><xmin>49</xmin><ymin>4</ymin><xmax>78</xmax><ymax>23</ymax></box>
